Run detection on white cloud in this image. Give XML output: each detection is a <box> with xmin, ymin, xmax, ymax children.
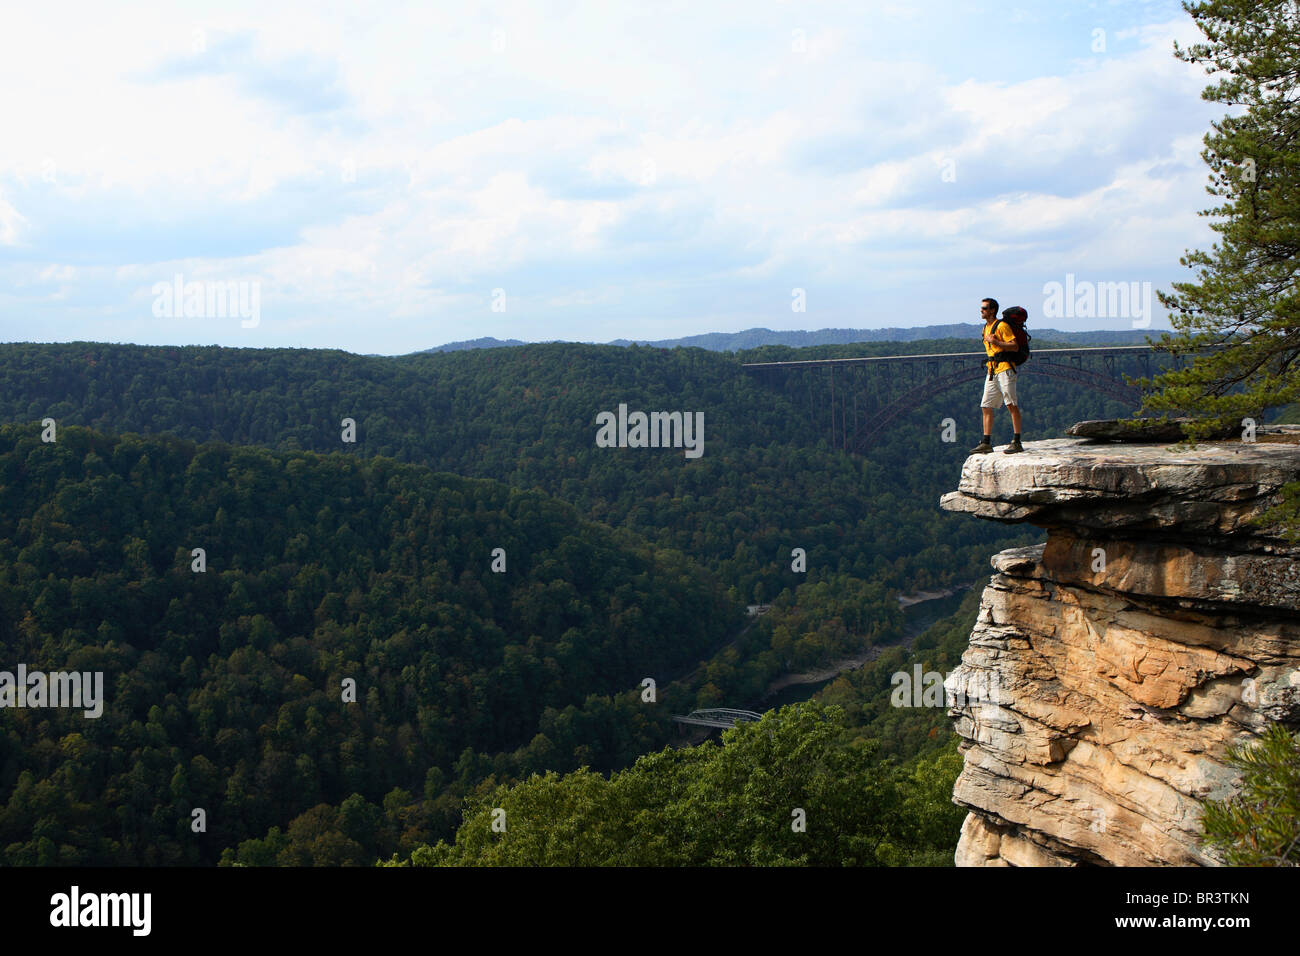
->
<box><xmin>0</xmin><ymin>1</ymin><xmax>1226</xmax><ymax>349</ymax></box>
<box><xmin>0</xmin><ymin>194</ymin><xmax>27</xmax><ymax>245</ymax></box>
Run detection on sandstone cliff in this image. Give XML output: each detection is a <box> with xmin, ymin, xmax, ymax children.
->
<box><xmin>939</xmin><ymin>430</ymin><xmax>1300</xmax><ymax>866</ymax></box>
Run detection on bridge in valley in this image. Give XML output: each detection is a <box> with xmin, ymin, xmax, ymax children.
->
<box><xmin>742</xmin><ymin>345</ymin><xmax>1179</xmax><ymax>453</ymax></box>
<box><xmin>672</xmin><ymin>708</ymin><xmax>764</xmax><ymax>729</ymax></box>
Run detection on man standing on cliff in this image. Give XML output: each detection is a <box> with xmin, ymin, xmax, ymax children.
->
<box><xmin>970</xmin><ymin>299</ymin><xmax>1024</xmax><ymax>454</ymax></box>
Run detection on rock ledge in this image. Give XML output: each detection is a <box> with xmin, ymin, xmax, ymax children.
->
<box><xmin>941</xmin><ymin>434</ymin><xmax>1300</xmax><ymax>866</ymax></box>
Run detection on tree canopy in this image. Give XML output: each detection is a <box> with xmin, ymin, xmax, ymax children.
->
<box><xmin>394</xmin><ymin>701</ymin><xmax>966</xmax><ymax>867</ymax></box>
<box><xmin>1140</xmin><ymin>0</ymin><xmax>1300</xmax><ymax>532</ymax></box>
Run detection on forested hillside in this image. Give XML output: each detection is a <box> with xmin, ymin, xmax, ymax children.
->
<box><xmin>0</xmin><ymin>338</ymin><xmax>1149</xmax><ymax>865</ymax></box>
<box><xmin>0</xmin><ymin>424</ymin><xmax>734</xmax><ymax>864</ymax></box>
<box><xmin>393</xmin><ymin>591</ymin><xmax>985</xmax><ymax>867</ymax></box>
<box><xmin>393</xmin><ymin>700</ymin><xmax>967</xmax><ymax>867</ymax></box>
<box><xmin>0</xmin><ymin>339</ymin><xmax>1137</xmax><ymax>602</ymax></box>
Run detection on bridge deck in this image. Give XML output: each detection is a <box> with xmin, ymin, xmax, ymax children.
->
<box><xmin>741</xmin><ymin>345</ymin><xmax>1157</xmax><ymax>370</ymax></box>
<box><xmin>672</xmin><ymin>708</ymin><xmax>763</xmax><ymax>729</ymax></box>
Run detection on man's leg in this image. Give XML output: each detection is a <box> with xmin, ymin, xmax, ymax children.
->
<box><xmin>995</xmin><ymin>372</ymin><xmax>1023</xmax><ymax>453</ymax></box>
<box><xmin>972</xmin><ymin>379</ymin><xmax>998</xmax><ymax>453</ymax></box>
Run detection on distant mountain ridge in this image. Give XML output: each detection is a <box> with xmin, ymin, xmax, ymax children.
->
<box><xmin>423</xmin><ymin>336</ymin><xmax>532</xmax><ymax>352</ymax></box>
<box><xmin>420</xmin><ymin>325</ymin><xmax>1159</xmax><ymax>353</ymax></box>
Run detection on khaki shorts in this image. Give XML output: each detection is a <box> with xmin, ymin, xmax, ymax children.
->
<box><xmin>980</xmin><ymin>370</ymin><xmax>1019</xmax><ymax>409</ymax></box>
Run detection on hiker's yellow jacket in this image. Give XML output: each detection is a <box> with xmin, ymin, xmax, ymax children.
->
<box><xmin>983</xmin><ymin>320</ymin><xmax>1019</xmax><ymax>376</ymax></box>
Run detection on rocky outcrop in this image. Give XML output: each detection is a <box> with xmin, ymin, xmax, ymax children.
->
<box><xmin>1064</xmin><ymin>417</ymin><xmax>1240</xmax><ymax>442</ymax></box>
<box><xmin>940</xmin><ymin>432</ymin><xmax>1300</xmax><ymax>866</ymax></box>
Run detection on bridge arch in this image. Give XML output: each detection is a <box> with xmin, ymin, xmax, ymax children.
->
<box><xmin>850</xmin><ymin>362</ymin><xmax>1141</xmax><ymax>453</ymax></box>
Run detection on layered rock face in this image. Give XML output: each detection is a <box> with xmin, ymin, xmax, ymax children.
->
<box><xmin>939</xmin><ymin>433</ymin><xmax>1300</xmax><ymax>866</ymax></box>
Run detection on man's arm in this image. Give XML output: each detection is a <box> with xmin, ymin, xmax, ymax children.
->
<box><xmin>983</xmin><ymin>324</ymin><xmax>1018</xmax><ymax>350</ymax></box>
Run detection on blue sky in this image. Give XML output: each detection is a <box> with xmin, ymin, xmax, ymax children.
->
<box><xmin>0</xmin><ymin>0</ymin><xmax>1223</xmax><ymax>354</ymax></box>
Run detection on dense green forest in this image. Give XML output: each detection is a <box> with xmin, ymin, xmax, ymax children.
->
<box><xmin>0</xmin><ymin>424</ymin><xmax>738</xmax><ymax>864</ymax></box>
<box><xmin>390</xmin><ymin>590</ymin><xmax>984</xmax><ymax>867</ymax></box>
<box><xmin>389</xmin><ymin>700</ymin><xmax>967</xmax><ymax>867</ymax></box>
<box><xmin>0</xmin><ymin>338</ymin><xmax>1136</xmax><ymax>602</ymax></box>
<box><xmin>0</xmin><ymin>338</ymin><xmax>1148</xmax><ymax>865</ymax></box>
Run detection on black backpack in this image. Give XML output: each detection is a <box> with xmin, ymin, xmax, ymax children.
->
<box><xmin>995</xmin><ymin>306</ymin><xmax>1031</xmax><ymax>367</ymax></box>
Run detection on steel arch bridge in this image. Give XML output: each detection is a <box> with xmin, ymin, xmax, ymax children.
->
<box><xmin>672</xmin><ymin>708</ymin><xmax>764</xmax><ymax>729</ymax></box>
<box><xmin>743</xmin><ymin>345</ymin><xmax>1171</xmax><ymax>454</ymax></box>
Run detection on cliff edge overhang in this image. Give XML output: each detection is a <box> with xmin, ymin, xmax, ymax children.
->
<box><xmin>940</xmin><ymin>430</ymin><xmax>1300</xmax><ymax>866</ymax></box>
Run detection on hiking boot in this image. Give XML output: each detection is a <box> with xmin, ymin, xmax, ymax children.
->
<box><xmin>1003</xmin><ymin>438</ymin><xmax>1024</xmax><ymax>454</ymax></box>
<box><xmin>969</xmin><ymin>440</ymin><xmax>994</xmax><ymax>455</ymax></box>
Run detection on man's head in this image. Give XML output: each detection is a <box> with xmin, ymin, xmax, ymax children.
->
<box><xmin>981</xmin><ymin>298</ymin><xmax>999</xmax><ymax>321</ymax></box>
